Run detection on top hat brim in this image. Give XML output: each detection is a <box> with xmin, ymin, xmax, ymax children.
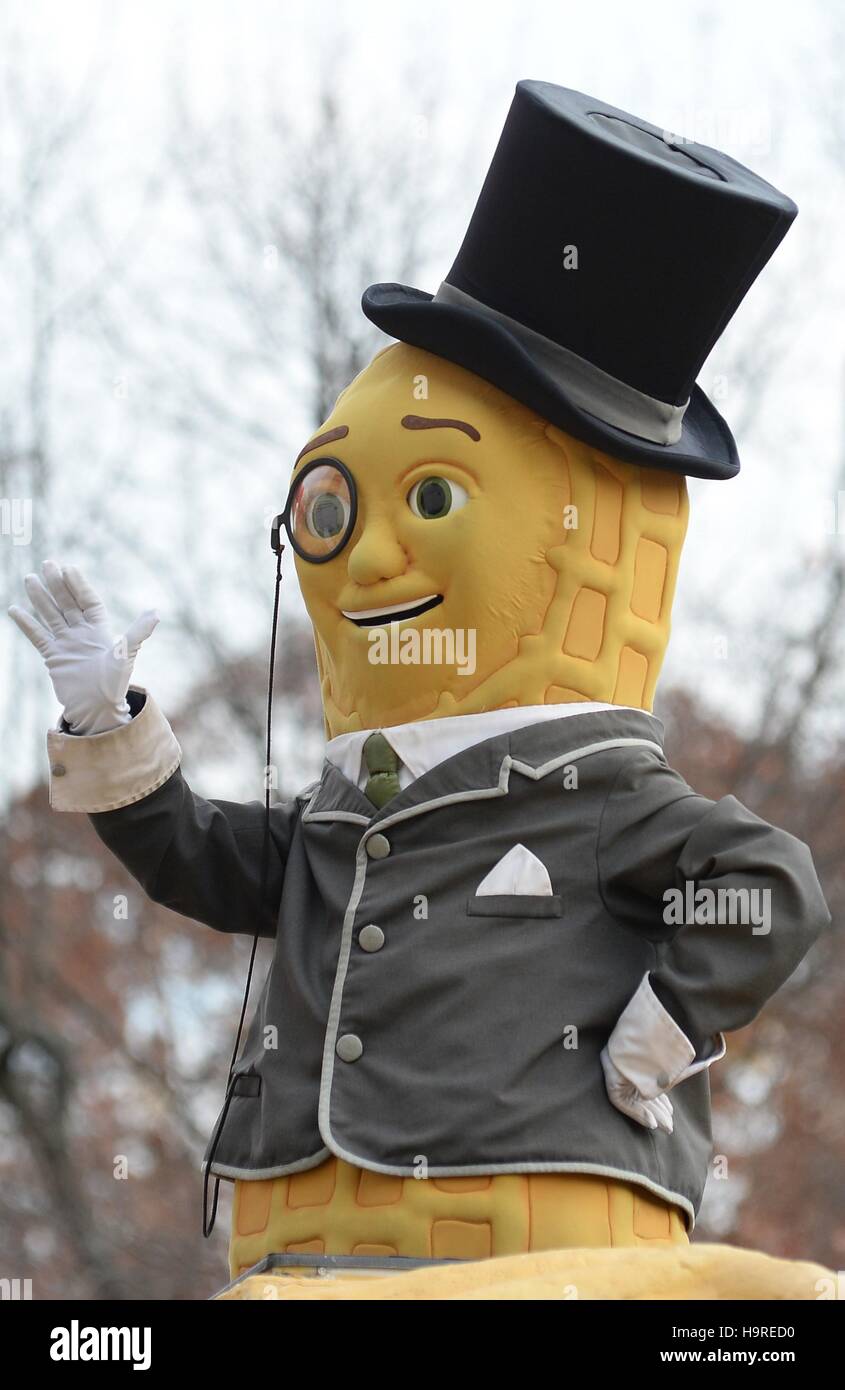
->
<box><xmin>362</xmin><ymin>282</ymin><xmax>739</xmax><ymax>481</ymax></box>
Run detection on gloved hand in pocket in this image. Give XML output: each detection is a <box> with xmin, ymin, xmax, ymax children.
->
<box><xmin>600</xmin><ymin>1046</ymin><xmax>674</xmax><ymax>1134</ymax></box>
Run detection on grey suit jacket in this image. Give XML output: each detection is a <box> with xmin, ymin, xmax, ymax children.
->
<box><xmin>89</xmin><ymin>703</ymin><xmax>830</xmax><ymax>1225</ymax></box>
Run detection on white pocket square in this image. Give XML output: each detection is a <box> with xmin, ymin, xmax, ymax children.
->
<box><xmin>475</xmin><ymin>844</ymin><xmax>554</xmax><ymax>896</ymax></box>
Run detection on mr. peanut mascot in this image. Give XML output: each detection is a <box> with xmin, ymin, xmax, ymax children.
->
<box><xmin>10</xmin><ymin>83</ymin><xmax>830</xmax><ymax>1285</ymax></box>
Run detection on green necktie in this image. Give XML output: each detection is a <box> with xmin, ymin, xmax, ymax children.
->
<box><xmin>363</xmin><ymin>731</ymin><xmax>401</xmax><ymax>809</ymax></box>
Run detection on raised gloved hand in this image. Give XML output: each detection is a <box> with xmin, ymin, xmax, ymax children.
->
<box><xmin>600</xmin><ymin>1046</ymin><xmax>674</xmax><ymax>1134</ymax></box>
<box><xmin>8</xmin><ymin>560</ymin><xmax>159</xmax><ymax>736</ymax></box>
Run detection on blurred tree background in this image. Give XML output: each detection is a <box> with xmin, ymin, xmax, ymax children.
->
<box><xmin>1</xmin><ymin>0</ymin><xmax>844</xmax><ymax>1297</ymax></box>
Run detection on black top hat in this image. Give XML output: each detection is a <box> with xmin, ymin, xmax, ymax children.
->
<box><xmin>362</xmin><ymin>81</ymin><xmax>797</xmax><ymax>479</ymax></box>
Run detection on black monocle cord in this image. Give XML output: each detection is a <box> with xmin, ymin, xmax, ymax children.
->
<box><xmin>202</xmin><ymin>539</ymin><xmax>284</xmax><ymax>1238</ymax></box>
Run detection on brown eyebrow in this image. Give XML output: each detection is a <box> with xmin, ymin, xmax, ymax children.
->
<box><xmin>294</xmin><ymin>425</ymin><xmax>349</xmax><ymax>465</ymax></box>
<box><xmin>401</xmin><ymin>414</ymin><xmax>481</xmax><ymax>442</ymax></box>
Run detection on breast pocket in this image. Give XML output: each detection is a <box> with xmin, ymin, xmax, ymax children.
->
<box><xmin>466</xmin><ymin>893</ymin><xmax>564</xmax><ymax>919</ymax></box>
<box><xmin>467</xmin><ymin>843</ymin><xmax>563</xmax><ymax>917</ymax></box>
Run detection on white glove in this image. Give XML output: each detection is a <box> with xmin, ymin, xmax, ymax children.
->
<box><xmin>600</xmin><ymin>1046</ymin><xmax>674</xmax><ymax>1135</ymax></box>
<box><xmin>8</xmin><ymin>559</ymin><xmax>159</xmax><ymax>736</ymax></box>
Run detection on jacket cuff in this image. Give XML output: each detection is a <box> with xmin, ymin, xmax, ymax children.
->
<box><xmin>607</xmin><ymin>973</ymin><xmax>726</xmax><ymax>1098</ymax></box>
<box><xmin>46</xmin><ymin>686</ymin><xmax>181</xmax><ymax>812</ymax></box>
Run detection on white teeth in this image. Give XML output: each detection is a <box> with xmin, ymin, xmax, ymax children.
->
<box><xmin>342</xmin><ymin>594</ymin><xmax>440</xmax><ymax>621</ymax></box>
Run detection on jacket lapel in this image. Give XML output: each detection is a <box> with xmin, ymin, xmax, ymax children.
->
<box><xmin>302</xmin><ymin>761</ymin><xmax>372</xmax><ymax>824</ymax></box>
<box><xmin>302</xmin><ymin>707</ymin><xmax>665</xmax><ymax>827</ymax></box>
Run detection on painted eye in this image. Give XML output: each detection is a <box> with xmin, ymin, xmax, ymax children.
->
<box><xmin>408</xmin><ymin>476</ymin><xmax>469</xmax><ymax>519</ymax></box>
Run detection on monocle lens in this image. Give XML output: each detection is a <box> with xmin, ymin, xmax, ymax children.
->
<box><xmin>286</xmin><ymin>458</ymin><xmax>356</xmax><ymax>562</ymax></box>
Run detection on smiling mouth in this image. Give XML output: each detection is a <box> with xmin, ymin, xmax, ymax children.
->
<box><xmin>342</xmin><ymin>594</ymin><xmax>444</xmax><ymax>627</ymax></box>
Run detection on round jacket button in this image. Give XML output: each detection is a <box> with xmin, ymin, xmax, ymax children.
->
<box><xmin>336</xmin><ymin>1033</ymin><xmax>363</xmax><ymax>1063</ymax></box>
<box><xmin>51</xmin><ymin>764</ymin><xmax>67</xmax><ymax>777</ymax></box>
<box><xmin>358</xmin><ymin>924</ymin><xmax>385</xmax><ymax>953</ymax></box>
<box><xmin>366</xmin><ymin>833</ymin><xmax>390</xmax><ymax>859</ymax></box>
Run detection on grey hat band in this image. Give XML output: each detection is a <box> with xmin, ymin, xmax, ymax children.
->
<box><xmin>433</xmin><ymin>280</ymin><xmax>688</xmax><ymax>446</ymax></box>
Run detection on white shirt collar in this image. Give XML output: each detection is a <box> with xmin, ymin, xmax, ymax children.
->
<box><xmin>326</xmin><ymin>702</ymin><xmax>634</xmax><ymax>787</ymax></box>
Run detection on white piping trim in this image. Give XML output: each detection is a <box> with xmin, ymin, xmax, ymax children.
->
<box><xmin>209</xmin><ymin>1148</ymin><xmax>695</xmax><ymax>1230</ymax></box>
<box><xmin>304</xmin><ymin>735</ymin><xmax>666</xmax><ymax>826</ymax></box>
<box><xmin>203</xmin><ymin>1147</ymin><xmax>330</xmax><ymax>1181</ymax></box>
<box><xmin>317</xmin><ymin>837</ymin><xmax>373</xmax><ymax>1151</ymax></box>
<box><xmin>509</xmin><ymin>737</ymin><xmax>666</xmax><ymax>781</ymax></box>
<box><xmin>304</xmin><ymin>809</ymin><xmax>371</xmax><ymax>826</ymax></box>
<box><xmin>301</xmin><ymin>776</ymin><xmax>370</xmax><ymax>825</ymax></box>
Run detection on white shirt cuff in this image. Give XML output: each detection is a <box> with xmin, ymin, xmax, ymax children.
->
<box><xmin>607</xmin><ymin>972</ymin><xmax>726</xmax><ymax>1099</ymax></box>
<box><xmin>46</xmin><ymin>686</ymin><xmax>181</xmax><ymax>813</ymax></box>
